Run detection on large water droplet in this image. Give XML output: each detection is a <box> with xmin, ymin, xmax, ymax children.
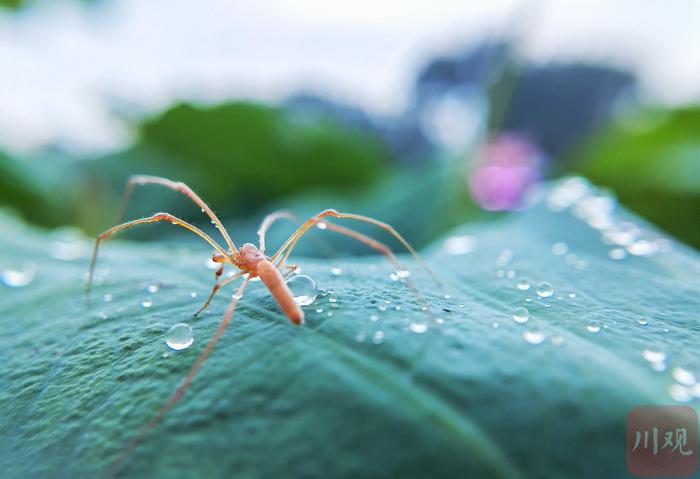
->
<box><xmin>523</xmin><ymin>331</ymin><xmax>545</xmax><ymax>344</ymax></box>
<box><xmin>642</xmin><ymin>349</ymin><xmax>666</xmax><ymax>364</ymax></box>
<box><xmin>672</xmin><ymin>367</ymin><xmax>696</xmax><ymax>386</ymax></box>
<box><xmin>166</xmin><ymin>323</ymin><xmax>193</xmax><ymax>351</ymax></box>
<box><xmin>536</xmin><ymin>282</ymin><xmax>554</xmax><ymax>298</ymax></box>
<box><xmin>409</xmin><ymin>321</ymin><xmax>428</xmax><ymax>333</ymax></box>
<box><xmin>285</xmin><ymin>274</ymin><xmax>318</xmax><ymax>306</ymax></box>
<box><xmin>512</xmin><ymin>307</ymin><xmax>529</xmax><ymax>323</ymax></box>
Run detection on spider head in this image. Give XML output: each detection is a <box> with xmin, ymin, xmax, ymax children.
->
<box><xmin>235</xmin><ymin>243</ymin><xmax>267</xmax><ymax>272</ymax></box>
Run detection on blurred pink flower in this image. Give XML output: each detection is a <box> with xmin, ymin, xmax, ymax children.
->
<box><xmin>468</xmin><ymin>133</ymin><xmax>544</xmax><ymax>211</ymax></box>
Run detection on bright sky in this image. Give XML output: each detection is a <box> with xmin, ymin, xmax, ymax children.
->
<box><xmin>0</xmin><ymin>0</ymin><xmax>698</xmax><ymax>153</ymax></box>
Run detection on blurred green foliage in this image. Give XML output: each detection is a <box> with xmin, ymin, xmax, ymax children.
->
<box><xmin>0</xmin><ymin>101</ymin><xmax>390</xmax><ymax>237</ymax></box>
<box><xmin>575</xmin><ymin>106</ymin><xmax>700</xmax><ymax>248</ymax></box>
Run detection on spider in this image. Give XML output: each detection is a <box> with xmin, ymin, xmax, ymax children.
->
<box><xmin>86</xmin><ymin>175</ymin><xmax>439</xmax><ymax>471</ymax></box>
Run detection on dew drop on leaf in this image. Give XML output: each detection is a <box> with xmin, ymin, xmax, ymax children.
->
<box><xmin>512</xmin><ymin>307</ymin><xmax>529</xmax><ymax>323</ymax></box>
<box><xmin>166</xmin><ymin>323</ymin><xmax>193</xmax><ymax>351</ymax></box>
<box><xmin>536</xmin><ymin>282</ymin><xmax>554</xmax><ymax>298</ymax></box>
<box><xmin>285</xmin><ymin>274</ymin><xmax>318</xmax><ymax>306</ymax></box>
<box><xmin>141</xmin><ymin>298</ymin><xmax>153</xmax><ymax>308</ymax></box>
<box><xmin>523</xmin><ymin>331</ymin><xmax>545</xmax><ymax>344</ymax></box>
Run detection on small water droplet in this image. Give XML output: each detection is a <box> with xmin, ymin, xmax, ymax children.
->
<box><xmin>330</xmin><ymin>267</ymin><xmax>342</xmax><ymax>276</ymax></box>
<box><xmin>326</xmin><ymin>311</ymin><xmax>333</xmax><ymax>317</ymax></box>
<box><xmin>141</xmin><ymin>298</ymin><xmax>153</xmax><ymax>308</ymax></box>
<box><xmin>536</xmin><ymin>282</ymin><xmax>554</xmax><ymax>298</ymax></box>
<box><xmin>434</xmin><ymin>317</ymin><xmax>445</xmax><ymax>325</ymax></box>
<box><xmin>98</xmin><ymin>311</ymin><xmax>108</xmax><ymax>320</ymax></box>
<box><xmin>166</xmin><ymin>323</ymin><xmax>193</xmax><ymax>351</ymax></box>
<box><xmin>395</xmin><ymin>269</ymin><xmax>410</xmax><ymax>279</ymax></box>
<box><xmin>316</xmin><ymin>306</ymin><xmax>324</xmax><ymax>313</ymax></box>
<box><xmin>190</xmin><ymin>291</ymin><xmax>198</xmax><ymax>298</ymax></box>
<box><xmin>389</xmin><ymin>273</ymin><xmax>399</xmax><ymax>281</ymax></box>
<box><xmin>369</xmin><ymin>315</ymin><xmax>378</xmax><ymax>322</ymax></box>
<box><xmin>378</xmin><ymin>304</ymin><xmax>386</xmax><ymax>311</ymax></box>
<box><xmin>443</xmin><ymin>235</ymin><xmax>475</xmax><ymax>255</ymax></box>
<box><xmin>637</xmin><ymin>319</ymin><xmax>648</xmax><ymax>326</ymax></box>
<box><xmin>551</xmin><ymin>242</ymin><xmax>568</xmax><ymax>256</ymax></box>
<box><xmin>328</xmin><ymin>294</ymin><xmax>338</xmax><ymax>304</ymax></box>
<box><xmin>550</xmin><ymin>335</ymin><xmax>565</xmax><ymax>346</ymax></box>
<box><xmin>568</xmin><ymin>293</ymin><xmax>577</xmax><ymax>299</ymax></box>
<box><xmin>372</xmin><ymin>331</ymin><xmax>384</xmax><ymax>344</ymax></box>
<box><xmin>147</xmin><ymin>283</ymin><xmax>160</xmax><ymax>294</ymax></box>
<box><xmin>103</xmin><ymin>294</ymin><xmax>113</xmax><ymax>303</ymax></box>
<box><xmin>492</xmin><ymin>322</ymin><xmax>499</xmax><ymax>328</ymax></box>
<box><xmin>523</xmin><ymin>331</ymin><xmax>545</xmax><ymax>344</ymax></box>
<box><xmin>1</xmin><ymin>264</ymin><xmax>36</xmax><ymax>288</ymax></box>
<box><xmin>517</xmin><ymin>279</ymin><xmax>530</xmax><ymax>291</ymax></box>
<box><xmin>285</xmin><ymin>274</ymin><xmax>318</xmax><ymax>306</ymax></box>
<box><xmin>672</xmin><ymin>367</ymin><xmax>696</xmax><ymax>386</ymax></box>
<box><xmin>608</xmin><ymin>248</ymin><xmax>626</xmax><ymax>260</ymax></box>
<box><xmin>669</xmin><ymin>384</ymin><xmax>693</xmax><ymax>402</ymax></box>
<box><xmin>512</xmin><ymin>307</ymin><xmax>529</xmax><ymax>323</ymax></box>
<box><xmin>316</xmin><ymin>222</ymin><xmax>328</xmax><ymax>230</ymax></box>
<box><xmin>409</xmin><ymin>321</ymin><xmax>428</xmax><ymax>333</ymax></box>
<box><xmin>586</xmin><ymin>324</ymin><xmax>601</xmax><ymax>333</ymax></box>
<box><xmin>627</xmin><ymin>240</ymin><xmax>658</xmax><ymax>257</ymax></box>
<box><xmin>444</xmin><ymin>294</ymin><xmax>451</xmax><ymax>299</ymax></box>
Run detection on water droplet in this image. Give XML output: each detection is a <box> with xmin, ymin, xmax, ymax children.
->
<box><xmin>395</xmin><ymin>269</ymin><xmax>410</xmax><ymax>279</ymax></box>
<box><xmin>523</xmin><ymin>331</ymin><xmax>545</xmax><ymax>344</ymax></box>
<box><xmin>551</xmin><ymin>242</ymin><xmax>568</xmax><ymax>256</ymax></box>
<box><xmin>516</xmin><ymin>279</ymin><xmax>530</xmax><ymax>291</ymax></box>
<box><xmin>672</xmin><ymin>367</ymin><xmax>696</xmax><ymax>386</ymax></box>
<box><xmin>608</xmin><ymin>248</ymin><xmax>626</xmax><ymax>260</ymax></box>
<box><xmin>568</xmin><ymin>293</ymin><xmax>577</xmax><ymax>299</ymax></box>
<box><xmin>141</xmin><ymin>298</ymin><xmax>153</xmax><ymax>308</ymax></box>
<box><xmin>165</xmin><ymin>323</ymin><xmax>193</xmax><ymax>351</ymax></box>
<box><xmin>586</xmin><ymin>324</ymin><xmax>601</xmax><ymax>333</ymax></box>
<box><xmin>315</xmin><ymin>306</ymin><xmax>324</xmax><ymax>313</ymax></box>
<box><xmin>496</xmin><ymin>249</ymin><xmax>513</xmax><ymax>266</ymax></box>
<box><xmin>668</xmin><ymin>384</ymin><xmax>693</xmax><ymax>402</ymax></box>
<box><xmin>369</xmin><ymin>315</ymin><xmax>378</xmax><ymax>322</ymax></box>
<box><xmin>492</xmin><ymin>322</ymin><xmax>499</xmax><ymax>328</ymax></box>
<box><xmin>643</xmin><ymin>350</ymin><xmax>666</xmax><ymax>364</ymax></box>
<box><xmin>103</xmin><ymin>294</ymin><xmax>113</xmax><ymax>303</ymax></box>
<box><xmin>372</xmin><ymin>331</ymin><xmax>384</xmax><ymax>344</ymax></box>
<box><xmin>147</xmin><ymin>283</ymin><xmax>160</xmax><ymax>294</ymax></box>
<box><xmin>316</xmin><ymin>222</ymin><xmax>328</xmax><ymax>230</ymax></box>
<box><xmin>389</xmin><ymin>273</ymin><xmax>399</xmax><ymax>281</ymax></box>
<box><xmin>285</xmin><ymin>274</ymin><xmax>318</xmax><ymax>306</ymax></box>
<box><xmin>433</xmin><ymin>317</ymin><xmax>445</xmax><ymax>325</ymax></box>
<box><xmin>444</xmin><ymin>294</ymin><xmax>451</xmax><ymax>299</ymax></box>
<box><xmin>536</xmin><ymin>282</ymin><xmax>554</xmax><ymax>298</ymax></box>
<box><xmin>1</xmin><ymin>264</ymin><xmax>36</xmax><ymax>288</ymax></box>
<box><xmin>550</xmin><ymin>335</ymin><xmax>565</xmax><ymax>346</ymax></box>
<box><xmin>512</xmin><ymin>307</ymin><xmax>529</xmax><ymax>323</ymax></box>
<box><xmin>409</xmin><ymin>321</ymin><xmax>428</xmax><ymax>333</ymax></box>
<box><xmin>328</xmin><ymin>294</ymin><xmax>338</xmax><ymax>304</ymax></box>
<box><xmin>378</xmin><ymin>304</ymin><xmax>387</xmax><ymax>311</ymax></box>
<box><xmin>627</xmin><ymin>240</ymin><xmax>658</xmax><ymax>257</ymax></box>
<box><xmin>443</xmin><ymin>235</ymin><xmax>475</xmax><ymax>255</ymax></box>
<box><xmin>637</xmin><ymin>319</ymin><xmax>648</xmax><ymax>326</ymax></box>
<box><xmin>190</xmin><ymin>291</ymin><xmax>198</xmax><ymax>298</ymax></box>
<box><xmin>330</xmin><ymin>267</ymin><xmax>342</xmax><ymax>276</ymax></box>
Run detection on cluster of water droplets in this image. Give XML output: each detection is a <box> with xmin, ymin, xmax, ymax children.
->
<box><xmin>547</xmin><ymin>177</ymin><xmax>670</xmax><ymax>259</ymax></box>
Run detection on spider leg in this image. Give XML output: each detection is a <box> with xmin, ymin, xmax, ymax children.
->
<box><xmin>276</xmin><ymin>220</ymin><xmax>433</xmax><ymax>314</ymax></box>
<box><xmin>257</xmin><ymin>210</ymin><xmax>296</xmax><ymax>254</ymax></box>
<box><xmin>118</xmin><ymin>175</ymin><xmax>238</xmax><ymax>254</ymax></box>
<box><xmin>108</xmin><ymin>277</ymin><xmax>250</xmax><ymax>477</ymax></box>
<box><xmin>270</xmin><ymin>209</ymin><xmax>440</xmax><ymax>285</ymax></box>
<box><xmin>86</xmin><ymin>212</ymin><xmax>231</xmax><ymax>300</ymax></box>
<box><xmin>193</xmin><ymin>271</ymin><xmax>246</xmax><ymax>317</ymax></box>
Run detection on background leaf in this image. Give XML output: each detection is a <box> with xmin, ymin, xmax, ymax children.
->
<box><xmin>1</xmin><ymin>179</ymin><xmax>699</xmax><ymax>478</ymax></box>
